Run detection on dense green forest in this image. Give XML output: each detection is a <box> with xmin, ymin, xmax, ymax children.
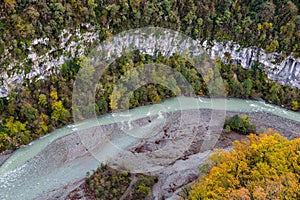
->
<box><xmin>0</xmin><ymin>0</ymin><xmax>300</xmax><ymax>152</ymax></box>
<box><xmin>0</xmin><ymin>0</ymin><xmax>299</xmax><ymax>75</ymax></box>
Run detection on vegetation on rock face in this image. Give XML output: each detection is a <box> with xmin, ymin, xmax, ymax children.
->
<box><xmin>187</xmin><ymin>129</ymin><xmax>300</xmax><ymax>200</ymax></box>
<box><xmin>85</xmin><ymin>163</ymin><xmax>158</xmax><ymax>200</ymax></box>
<box><xmin>224</xmin><ymin>115</ymin><xmax>256</xmax><ymax>135</ymax></box>
<box><xmin>0</xmin><ymin>59</ymin><xmax>79</xmax><ymax>151</ymax></box>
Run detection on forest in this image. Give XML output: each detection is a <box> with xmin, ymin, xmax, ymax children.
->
<box><xmin>1</xmin><ymin>51</ymin><xmax>300</xmax><ymax>152</ymax></box>
<box><xmin>187</xmin><ymin>129</ymin><xmax>300</xmax><ymax>199</ymax></box>
<box><xmin>1</xmin><ymin>0</ymin><xmax>300</xmax><ymax>199</ymax></box>
<box><xmin>0</xmin><ymin>0</ymin><xmax>299</xmax><ymax>77</ymax></box>
<box><xmin>0</xmin><ymin>0</ymin><xmax>299</xmax><ymax>155</ymax></box>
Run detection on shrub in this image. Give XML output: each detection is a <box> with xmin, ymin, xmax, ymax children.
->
<box><xmin>224</xmin><ymin>115</ymin><xmax>256</xmax><ymax>134</ymax></box>
<box><xmin>85</xmin><ymin>164</ymin><xmax>158</xmax><ymax>199</ymax></box>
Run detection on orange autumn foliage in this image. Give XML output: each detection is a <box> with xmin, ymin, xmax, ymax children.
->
<box><xmin>188</xmin><ymin>129</ymin><xmax>300</xmax><ymax>200</ymax></box>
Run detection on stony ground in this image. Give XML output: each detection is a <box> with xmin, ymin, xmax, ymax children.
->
<box><xmin>61</xmin><ymin>110</ymin><xmax>300</xmax><ymax>200</ymax></box>
<box><xmin>1</xmin><ymin>109</ymin><xmax>300</xmax><ymax>200</ymax></box>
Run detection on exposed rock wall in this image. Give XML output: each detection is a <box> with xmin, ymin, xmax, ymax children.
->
<box><xmin>0</xmin><ymin>24</ymin><xmax>99</xmax><ymax>97</ymax></box>
<box><xmin>206</xmin><ymin>41</ymin><xmax>300</xmax><ymax>88</ymax></box>
<box><xmin>1</xmin><ymin>27</ymin><xmax>299</xmax><ymax>97</ymax></box>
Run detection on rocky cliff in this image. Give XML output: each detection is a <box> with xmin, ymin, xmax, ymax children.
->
<box><xmin>1</xmin><ymin>27</ymin><xmax>299</xmax><ymax>97</ymax></box>
<box><xmin>206</xmin><ymin>40</ymin><xmax>300</xmax><ymax>88</ymax></box>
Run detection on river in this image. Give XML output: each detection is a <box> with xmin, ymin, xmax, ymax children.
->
<box><xmin>0</xmin><ymin>96</ymin><xmax>300</xmax><ymax>199</ymax></box>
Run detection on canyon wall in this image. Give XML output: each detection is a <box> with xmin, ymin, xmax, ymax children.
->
<box><xmin>1</xmin><ymin>27</ymin><xmax>299</xmax><ymax>97</ymax></box>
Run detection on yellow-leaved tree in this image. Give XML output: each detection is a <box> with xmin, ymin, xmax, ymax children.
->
<box><xmin>188</xmin><ymin>129</ymin><xmax>300</xmax><ymax>200</ymax></box>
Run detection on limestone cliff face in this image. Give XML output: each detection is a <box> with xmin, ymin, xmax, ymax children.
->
<box><xmin>0</xmin><ymin>24</ymin><xmax>99</xmax><ymax>97</ymax></box>
<box><xmin>0</xmin><ymin>27</ymin><xmax>299</xmax><ymax>97</ymax></box>
<box><xmin>206</xmin><ymin>41</ymin><xmax>300</xmax><ymax>88</ymax></box>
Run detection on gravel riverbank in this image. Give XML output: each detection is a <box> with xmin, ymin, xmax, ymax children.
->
<box><xmin>0</xmin><ymin>151</ymin><xmax>13</xmax><ymax>166</ymax></box>
<box><xmin>2</xmin><ymin>108</ymin><xmax>300</xmax><ymax>199</ymax></box>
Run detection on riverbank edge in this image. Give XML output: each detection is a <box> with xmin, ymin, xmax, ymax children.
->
<box><xmin>1</xmin><ymin>103</ymin><xmax>300</xmax><ymax>167</ymax></box>
<box><xmin>2</xmin><ymin>107</ymin><xmax>298</xmax><ymax>199</ymax></box>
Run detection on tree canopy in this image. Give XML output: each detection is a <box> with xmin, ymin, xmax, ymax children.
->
<box><xmin>188</xmin><ymin>129</ymin><xmax>300</xmax><ymax>200</ymax></box>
